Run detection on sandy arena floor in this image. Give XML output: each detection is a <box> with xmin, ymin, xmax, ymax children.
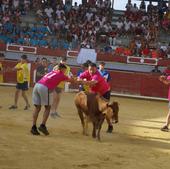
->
<box><xmin>0</xmin><ymin>86</ymin><xmax>170</xmax><ymax>169</ymax></box>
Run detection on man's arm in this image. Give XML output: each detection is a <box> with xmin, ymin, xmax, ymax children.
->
<box><xmin>159</xmin><ymin>75</ymin><xmax>170</xmax><ymax>85</ymax></box>
<box><xmin>77</xmin><ymin>77</ymin><xmax>97</xmax><ymax>87</ymax></box>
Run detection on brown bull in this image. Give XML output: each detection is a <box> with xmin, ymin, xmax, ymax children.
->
<box><xmin>74</xmin><ymin>91</ymin><xmax>119</xmax><ymax>141</ymax></box>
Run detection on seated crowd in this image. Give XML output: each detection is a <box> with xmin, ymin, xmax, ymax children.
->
<box><xmin>0</xmin><ymin>0</ymin><xmax>113</xmax><ymax>49</ymax></box>
<box><xmin>0</xmin><ymin>0</ymin><xmax>169</xmax><ymax>59</ymax></box>
<box><xmin>112</xmin><ymin>0</ymin><xmax>170</xmax><ymax>59</ymax></box>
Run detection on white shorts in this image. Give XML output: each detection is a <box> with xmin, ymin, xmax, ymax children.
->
<box><xmin>32</xmin><ymin>83</ymin><xmax>53</xmax><ymax>106</ymax></box>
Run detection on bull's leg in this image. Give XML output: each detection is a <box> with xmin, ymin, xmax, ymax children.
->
<box><xmin>97</xmin><ymin>117</ymin><xmax>105</xmax><ymax>141</ymax></box>
<box><xmin>92</xmin><ymin>122</ymin><xmax>96</xmax><ymax>138</ymax></box>
<box><xmin>77</xmin><ymin>107</ymin><xmax>86</xmax><ymax>135</ymax></box>
<box><xmin>106</xmin><ymin>116</ymin><xmax>113</xmax><ymax>133</ymax></box>
<box><xmin>84</xmin><ymin>116</ymin><xmax>89</xmax><ymax>136</ymax></box>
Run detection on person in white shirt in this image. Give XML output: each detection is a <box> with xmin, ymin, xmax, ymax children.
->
<box><xmin>85</xmin><ymin>11</ymin><xmax>93</xmax><ymax>22</ymax></box>
<box><xmin>56</xmin><ymin>8</ymin><xmax>65</xmax><ymax>19</ymax></box>
<box><xmin>125</xmin><ymin>0</ymin><xmax>133</xmax><ymax>11</ymax></box>
<box><xmin>116</xmin><ymin>19</ymin><xmax>123</xmax><ymax>35</ymax></box>
<box><xmin>124</xmin><ymin>20</ymin><xmax>131</xmax><ymax>33</ymax></box>
<box><xmin>45</xmin><ymin>6</ymin><xmax>53</xmax><ymax>18</ymax></box>
<box><xmin>131</xmin><ymin>3</ymin><xmax>138</xmax><ymax>13</ymax></box>
<box><xmin>13</xmin><ymin>0</ymin><xmax>19</xmax><ymax>9</ymax></box>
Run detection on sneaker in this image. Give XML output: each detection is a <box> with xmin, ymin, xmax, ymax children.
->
<box><xmin>30</xmin><ymin>126</ymin><xmax>40</xmax><ymax>135</ymax></box>
<box><xmin>9</xmin><ymin>105</ymin><xmax>17</xmax><ymax>109</ymax></box>
<box><xmin>161</xmin><ymin>125</ymin><xmax>169</xmax><ymax>132</ymax></box>
<box><xmin>50</xmin><ymin>112</ymin><xmax>61</xmax><ymax>118</ymax></box>
<box><xmin>38</xmin><ymin>124</ymin><xmax>49</xmax><ymax>135</ymax></box>
<box><xmin>24</xmin><ymin>104</ymin><xmax>31</xmax><ymax>110</ymax></box>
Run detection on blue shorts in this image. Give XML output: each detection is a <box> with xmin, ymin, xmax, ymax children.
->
<box><xmin>16</xmin><ymin>81</ymin><xmax>28</xmax><ymax>91</ymax></box>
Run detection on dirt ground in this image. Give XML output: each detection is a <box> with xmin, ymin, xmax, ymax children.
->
<box><xmin>0</xmin><ymin>86</ymin><xmax>170</xmax><ymax>169</ymax></box>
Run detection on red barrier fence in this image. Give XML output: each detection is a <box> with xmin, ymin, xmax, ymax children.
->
<box><xmin>0</xmin><ymin>60</ymin><xmax>168</xmax><ymax>98</ymax></box>
<box><xmin>0</xmin><ymin>44</ymin><xmax>169</xmax><ymax>99</ymax></box>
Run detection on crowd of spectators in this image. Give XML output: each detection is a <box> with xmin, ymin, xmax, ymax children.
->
<box><xmin>112</xmin><ymin>0</ymin><xmax>170</xmax><ymax>59</ymax></box>
<box><xmin>0</xmin><ymin>0</ymin><xmax>169</xmax><ymax>58</ymax></box>
<box><xmin>0</xmin><ymin>0</ymin><xmax>114</xmax><ymax>49</ymax></box>
<box><xmin>0</xmin><ymin>0</ymin><xmax>51</xmax><ymax>47</ymax></box>
<box><xmin>36</xmin><ymin>0</ymin><xmax>113</xmax><ymax>49</ymax></box>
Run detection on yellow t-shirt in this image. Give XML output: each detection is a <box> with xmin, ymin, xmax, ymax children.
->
<box><xmin>0</xmin><ymin>62</ymin><xmax>3</xmax><ymax>83</ymax></box>
<box><xmin>83</xmin><ymin>84</ymin><xmax>90</xmax><ymax>92</ymax></box>
<box><xmin>15</xmin><ymin>63</ymin><xmax>30</xmax><ymax>83</ymax></box>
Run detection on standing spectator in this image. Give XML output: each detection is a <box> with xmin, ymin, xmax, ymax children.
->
<box><xmin>140</xmin><ymin>0</ymin><xmax>146</xmax><ymax>12</ymax></box>
<box><xmin>35</xmin><ymin>57</ymin><xmax>48</xmax><ymax>82</ymax></box>
<box><xmin>48</xmin><ymin>57</ymin><xmax>58</xmax><ymax>73</ymax></box>
<box><xmin>98</xmin><ymin>61</ymin><xmax>111</xmax><ymax>82</ymax></box>
<box><xmin>159</xmin><ymin>75</ymin><xmax>170</xmax><ymax>132</ymax></box>
<box><xmin>9</xmin><ymin>55</ymin><xmax>30</xmax><ymax>110</ymax></box>
<box><xmin>77</xmin><ymin>62</ymin><xmax>89</xmax><ymax>92</ymax></box>
<box><xmin>50</xmin><ymin>57</ymin><xmax>72</xmax><ymax>118</ymax></box>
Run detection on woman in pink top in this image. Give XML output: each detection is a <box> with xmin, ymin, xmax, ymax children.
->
<box><xmin>159</xmin><ymin>75</ymin><xmax>170</xmax><ymax>132</ymax></box>
<box><xmin>31</xmin><ymin>63</ymin><xmax>74</xmax><ymax>136</ymax></box>
<box><xmin>78</xmin><ymin>62</ymin><xmax>111</xmax><ymax>100</ymax></box>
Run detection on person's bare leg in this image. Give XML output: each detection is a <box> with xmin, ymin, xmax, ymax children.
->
<box><xmin>42</xmin><ymin>105</ymin><xmax>51</xmax><ymax>125</ymax></box>
<box><xmin>32</xmin><ymin>105</ymin><xmax>41</xmax><ymax>126</ymax></box>
<box><xmin>161</xmin><ymin>109</ymin><xmax>170</xmax><ymax>132</ymax></box>
<box><xmin>22</xmin><ymin>90</ymin><xmax>30</xmax><ymax>107</ymax></box>
<box><xmin>51</xmin><ymin>91</ymin><xmax>61</xmax><ymax>113</ymax></box>
<box><xmin>38</xmin><ymin>105</ymin><xmax>51</xmax><ymax>135</ymax></box>
<box><xmin>14</xmin><ymin>89</ymin><xmax>20</xmax><ymax>106</ymax></box>
<box><xmin>50</xmin><ymin>91</ymin><xmax>61</xmax><ymax>117</ymax></box>
<box><xmin>165</xmin><ymin>109</ymin><xmax>170</xmax><ymax>127</ymax></box>
<box><xmin>31</xmin><ymin>105</ymin><xmax>41</xmax><ymax>135</ymax></box>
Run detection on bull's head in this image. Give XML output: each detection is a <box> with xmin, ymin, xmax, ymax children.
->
<box><xmin>106</xmin><ymin>101</ymin><xmax>119</xmax><ymax>124</ymax></box>
<box><xmin>96</xmin><ymin>95</ymin><xmax>119</xmax><ymax>124</ymax></box>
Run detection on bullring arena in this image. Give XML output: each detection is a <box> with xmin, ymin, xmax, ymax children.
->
<box><xmin>1</xmin><ymin>0</ymin><xmax>170</xmax><ymax>168</ymax></box>
<box><xmin>0</xmin><ymin>86</ymin><xmax>170</xmax><ymax>169</ymax></box>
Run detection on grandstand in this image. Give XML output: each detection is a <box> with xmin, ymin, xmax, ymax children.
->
<box><xmin>0</xmin><ymin>0</ymin><xmax>170</xmax><ymax>98</ymax></box>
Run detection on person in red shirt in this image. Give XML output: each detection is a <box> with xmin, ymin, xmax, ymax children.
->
<box><xmin>78</xmin><ymin>62</ymin><xmax>111</xmax><ymax>100</ymax></box>
<box><xmin>78</xmin><ymin>62</ymin><xmax>113</xmax><ymax>132</ymax></box>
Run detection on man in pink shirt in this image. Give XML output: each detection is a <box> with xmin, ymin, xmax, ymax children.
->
<box><xmin>78</xmin><ymin>62</ymin><xmax>111</xmax><ymax>100</ymax></box>
<box><xmin>31</xmin><ymin>63</ymin><xmax>74</xmax><ymax>135</ymax></box>
<box><xmin>159</xmin><ymin>75</ymin><xmax>170</xmax><ymax>132</ymax></box>
<box><xmin>78</xmin><ymin>63</ymin><xmax>114</xmax><ymax>133</ymax></box>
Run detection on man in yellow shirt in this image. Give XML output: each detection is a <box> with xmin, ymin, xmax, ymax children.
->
<box><xmin>50</xmin><ymin>57</ymin><xmax>72</xmax><ymax>118</ymax></box>
<box><xmin>9</xmin><ymin>55</ymin><xmax>30</xmax><ymax>110</ymax></box>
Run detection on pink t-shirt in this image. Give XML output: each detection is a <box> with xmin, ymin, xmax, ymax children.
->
<box><xmin>38</xmin><ymin>70</ymin><xmax>69</xmax><ymax>90</ymax></box>
<box><xmin>167</xmin><ymin>76</ymin><xmax>170</xmax><ymax>100</ymax></box>
<box><xmin>79</xmin><ymin>70</ymin><xmax>110</xmax><ymax>95</ymax></box>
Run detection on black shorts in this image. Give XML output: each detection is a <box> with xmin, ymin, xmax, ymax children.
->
<box><xmin>102</xmin><ymin>90</ymin><xmax>111</xmax><ymax>101</ymax></box>
<box><xmin>16</xmin><ymin>81</ymin><xmax>28</xmax><ymax>91</ymax></box>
